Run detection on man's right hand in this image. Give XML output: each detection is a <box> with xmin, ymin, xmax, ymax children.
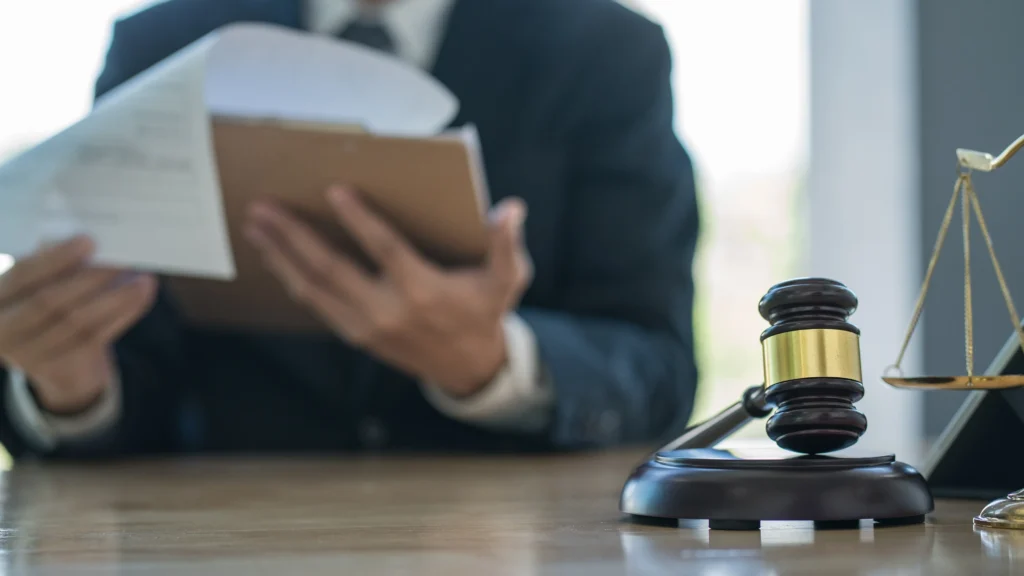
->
<box><xmin>0</xmin><ymin>237</ymin><xmax>157</xmax><ymax>415</ymax></box>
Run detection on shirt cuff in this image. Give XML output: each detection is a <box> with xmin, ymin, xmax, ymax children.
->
<box><xmin>421</xmin><ymin>313</ymin><xmax>554</xmax><ymax>433</ymax></box>
<box><xmin>4</xmin><ymin>368</ymin><xmax>122</xmax><ymax>452</ymax></box>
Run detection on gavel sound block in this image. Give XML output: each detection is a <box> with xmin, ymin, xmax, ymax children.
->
<box><xmin>620</xmin><ymin>278</ymin><xmax>934</xmax><ymax>530</ymax></box>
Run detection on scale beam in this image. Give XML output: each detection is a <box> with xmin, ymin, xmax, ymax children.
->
<box><xmin>957</xmin><ymin>134</ymin><xmax>1024</xmax><ymax>172</ymax></box>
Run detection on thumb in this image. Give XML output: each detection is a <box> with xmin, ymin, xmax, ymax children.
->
<box><xmin>487</xmin><ymin>197</ymin><xmax>527</xmax><ymax>288</ymax></box>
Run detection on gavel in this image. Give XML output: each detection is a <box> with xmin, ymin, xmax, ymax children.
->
<box><xmin>621</xmin><ymin>277</ymin><xmax>932</xmax><ymax>529</ymax></box>
<box><xmin>658</xmin><ymin>277</ymin><xmax>868</xmax><ymax>454</ymax></box>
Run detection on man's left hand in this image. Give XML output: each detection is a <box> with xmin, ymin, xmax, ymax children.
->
<box><xmin>245</xmin><ymin>186</ymin><xmax>533</xmax><ymax>398</ymax></box>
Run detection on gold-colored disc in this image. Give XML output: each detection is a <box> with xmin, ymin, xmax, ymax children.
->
<box><xmin>882</xmin><ymin>374</ymin><xmax>1024</xmax><ymax>390</ymax></box>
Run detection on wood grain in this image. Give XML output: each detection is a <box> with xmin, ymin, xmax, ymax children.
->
<box><xmin>0</xmin><ymin>451</ymin><xmax>1019</xmax><ymax>575</ymax></box>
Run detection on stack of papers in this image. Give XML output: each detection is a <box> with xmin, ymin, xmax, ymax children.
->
<box><xmin>0</xmin><ymin>23</ymin><xmax>467</xmax><ymax>280</ymax></box>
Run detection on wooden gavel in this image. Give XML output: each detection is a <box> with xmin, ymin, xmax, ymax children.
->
<box><xmin>656</xmin><ymin>278</ymin><xmax>867</xmax><ymax>455</ymax></box>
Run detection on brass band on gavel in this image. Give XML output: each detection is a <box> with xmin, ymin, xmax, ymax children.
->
<box><xmin>762</xmin><ymin>328</ymin><xmax>863</xmax><ymax>388</ymax></box>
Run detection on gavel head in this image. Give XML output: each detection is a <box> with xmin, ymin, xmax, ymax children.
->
<box><xmin>758</xmin><ymin>278</ymin><xmax>867</xmax><ymax>455</ymax></box>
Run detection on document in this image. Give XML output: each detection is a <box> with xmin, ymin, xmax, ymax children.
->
<box><xmin>0</xmin><ymin>23</ymin><xmax>459</xmax><ymax>279</ymax></box>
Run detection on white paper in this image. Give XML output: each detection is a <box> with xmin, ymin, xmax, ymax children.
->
<box><xmin>0</xmin><ymin>23</ymin><xmax>460</xmax><ymax>279</ymax></box>
<box><xmin>0</xmin><ymin>35</ymin><xmax>230</xmax><ymax>278</ymax></box>
<box><xmin>206</xmin><ymin>24</ymin><xmax>457</xmax><ymax>136</ymax></box>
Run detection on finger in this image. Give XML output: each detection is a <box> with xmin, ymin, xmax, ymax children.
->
<box><xmin>0</xmin><ymin>236</ymin><xmax>94</xmax><ymax>306</ymax></box>
<box><xmin>247</xmin><ymin>223</ymin><xmax>367</xmax><ymax>335</ymax></box>
<box><xmin>0</xmin><ymin>268</ymin><xmax>122</xmax><ymax>355</ymax></box>
<box><xmin>21</xmin><ymin>274</ymin><xmax>157</xmax><ymax>363</ymax></box>
<box><xmin>326</xmin><ymin>186</ymin><xmax>433</xmax><ymax>281</ymax></box>
<box><xmin>487</xmin><ymin>198</ymin><xmax>530</xmax><ymax>291</ymax></box>
<box><xmin>246</xmin><ymin>202</ymin><xmax>377</xmax><ymax>304</ymax></box>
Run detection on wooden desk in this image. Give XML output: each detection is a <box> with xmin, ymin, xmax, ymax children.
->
<box><xmin>0</xmin><ymin>451</ymin><xmax>1018</xmax><ymax>574</ymax></box>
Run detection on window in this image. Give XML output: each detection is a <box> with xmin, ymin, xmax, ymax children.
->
<box><xmin>630</xmin><ymin>0</ymin><xmax>810</xmax><ymax>436</ymax></box>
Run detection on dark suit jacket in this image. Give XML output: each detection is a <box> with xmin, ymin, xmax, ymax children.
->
<box><xmin>1</xmin><ymin>0</ymin><xmax>699</xmax><ymax>458</ymax></box>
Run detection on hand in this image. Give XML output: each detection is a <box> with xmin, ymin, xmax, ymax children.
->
<box><xmin>0</xmin><ymin>237</ymin><xmax>157</xmax><ymax>414</ymax></box>
<box><xmin>245</xmin><ymin>186</ymin><xmax>533</xmax><ymax>397</ymax></box>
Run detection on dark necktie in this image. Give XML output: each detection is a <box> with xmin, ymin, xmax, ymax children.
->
<box><xmin>337</xmin><ymin>18</ymin><xmax>397</xmax><ymax>55</ymax></box>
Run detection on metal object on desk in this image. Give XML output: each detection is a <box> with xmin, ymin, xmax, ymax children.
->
<box><xmin>883</xmin><ymin>135</ymin><xmax>1024</xmax><ymax>391</ymax></box>
<box><xmin>878</xmin><ymin>133</ymin><xmax>1024</xmax><ymax>529</ymax></box>
<box><xmin>975</xmin><ymin>489</ymin><xmax>1024</xmax><ymax>530</ymax></box>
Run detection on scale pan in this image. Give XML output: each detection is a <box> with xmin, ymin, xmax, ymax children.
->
<box><xmin>882</xmin><ymin>375</ymin><xmax>1024</xmax><ymax>390</ymax></box>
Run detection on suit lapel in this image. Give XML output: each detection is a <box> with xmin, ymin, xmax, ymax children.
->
<box><xmin>430</xmin><ymin>0</ymin><xmax>524</xmax><ymax>128</ymax></box>
<box><xmin>432</xmin><ymin>0</ymin><xmax>528</xmax><ymax>170</ymax></box>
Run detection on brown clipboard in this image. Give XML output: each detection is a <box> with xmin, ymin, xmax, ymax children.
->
<box><xmin>164</xmin><ymin>116</ymin><xmax>490</xmax><ymax>332</ymax></box>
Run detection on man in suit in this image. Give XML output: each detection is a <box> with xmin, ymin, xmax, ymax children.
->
<box><xmin>0</xmin><ymin>0</ymin><xmax>700</xmax><ymax>457</ymax></box>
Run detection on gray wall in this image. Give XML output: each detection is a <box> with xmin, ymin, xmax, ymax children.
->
<box><xmin>918</xmin><ymin>0</ymin><xmax>1024</xmax><ymax>439</ymax></box>
<box><xmin>810</xmin><ymin>0</ymin><xmax>924</xmax><ymax>465</ymax></box>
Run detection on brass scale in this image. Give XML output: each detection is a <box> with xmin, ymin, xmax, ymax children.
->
<box><xmin>881</xmin><ymin>133</ymin><xmax>1024</xmax><ymax>530</ymax></box>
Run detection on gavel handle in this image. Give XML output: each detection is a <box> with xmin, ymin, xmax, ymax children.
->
<box><xmin>654</xmin><ymin>385</ymin><xmax>772</xmax><ymax>454</ymax></box>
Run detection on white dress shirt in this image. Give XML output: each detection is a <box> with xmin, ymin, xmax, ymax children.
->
<box><xmin>4</xmin><ymin>0</ymin><xmax>554</xmax><ymax>452</ymax></box>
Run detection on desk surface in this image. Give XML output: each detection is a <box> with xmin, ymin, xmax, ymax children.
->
<box><xmin>0</xmin><ymin>451</ymin><xmax>1019</xmax><ymax>575</ymax></box>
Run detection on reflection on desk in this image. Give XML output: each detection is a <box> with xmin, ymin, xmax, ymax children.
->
<box><xmin>0</xmin><ymin>451</ymin><xmax>1017</xmax><ymax>575</ymax></box>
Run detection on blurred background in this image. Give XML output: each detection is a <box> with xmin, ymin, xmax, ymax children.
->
<box><xmin>4</xmin><ymin>0</ymin><xmax>1024</xmax><ymax>468</ymax></box>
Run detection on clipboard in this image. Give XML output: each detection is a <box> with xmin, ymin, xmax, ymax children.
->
<box><xmin>164</xmin><ymin>115</ymin><xmax>491</xmax><ymax>332</ymax></box>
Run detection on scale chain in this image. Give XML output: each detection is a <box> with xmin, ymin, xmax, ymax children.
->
<box><xmin>962</xmin><ymin>172</ymin><xmax>973</xmax><ymax>384</ymax></box>
<box><xmin>965</xmin><ymin>177</ymin><xmax>1024</xmax><ymax>366</ymax></box>
<box><xmin>891</xmin><ymin>174</ymin><xmax>964</xmax><ymax>373</ymax></box>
